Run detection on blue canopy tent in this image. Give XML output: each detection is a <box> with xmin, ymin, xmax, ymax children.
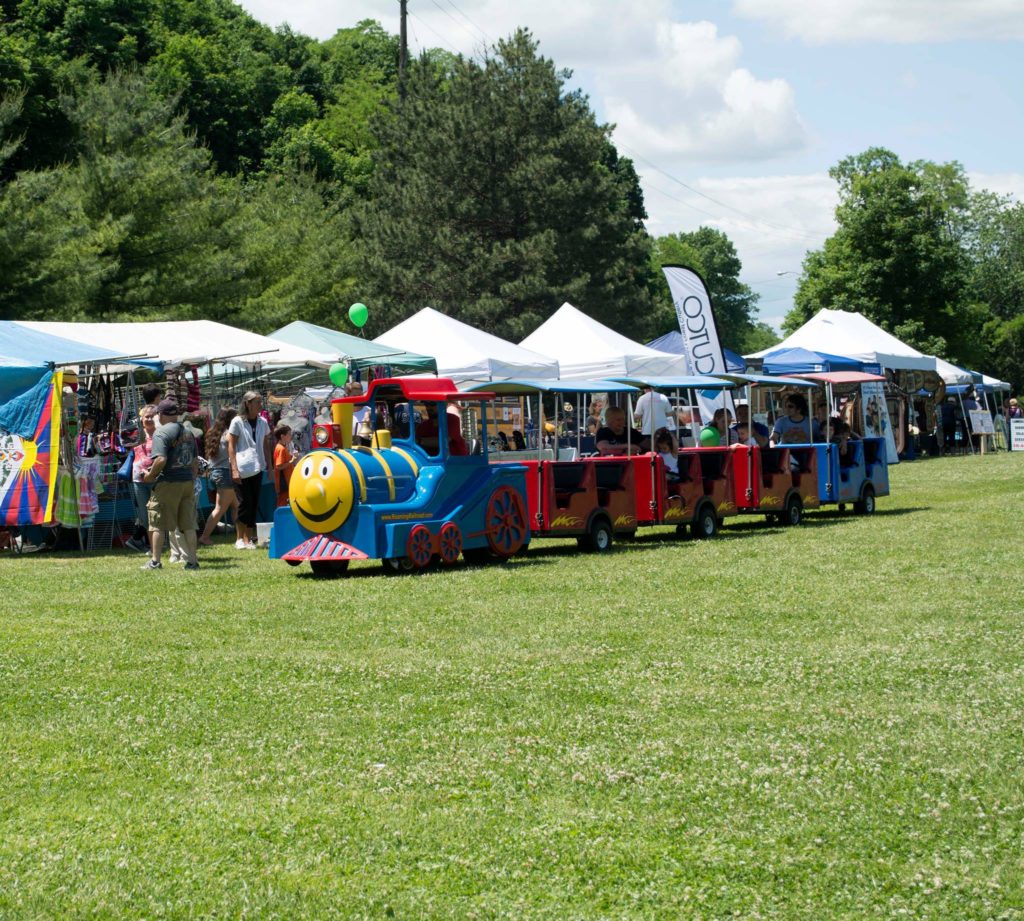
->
<box><xmin>757</xmin><ymin>346</ymin><xmax>881</xmax><ymax>376</ymax></box>
<box><xmin>646</xmin><ymin>330</ymin><xmax>745</xmax><ymax>373</ymax></box>
<box><xmin>0</xmin><ymin>321</ymin><xmax>134</xmax><ymax>403</ymax></box>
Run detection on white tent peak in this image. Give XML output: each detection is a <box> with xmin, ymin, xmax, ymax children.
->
<box><xmin>748</xmin><ymin>308</ymin><xmax>936</xmax><ymax>373</ymax></box>
<box><xmin>521</xmin><ymin>302</ymin><xmax>686</xmax><ymax>379</ymax></box>
<box><xmin>375</xmin><ymin>307</ymin><xmax>558</xmax><ymax>384</ymax></box>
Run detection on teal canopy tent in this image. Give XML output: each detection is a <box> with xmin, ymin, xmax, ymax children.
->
<box><xmin>269</xmin><ymin>321</ymin><xmax>437</xmax><ymax>377</ymax></box>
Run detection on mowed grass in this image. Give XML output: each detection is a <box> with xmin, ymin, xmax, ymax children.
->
<box><xmin>1</xmin><ymin>454</ymin><xmax>1022</xmax><ymax>920</ymax></box>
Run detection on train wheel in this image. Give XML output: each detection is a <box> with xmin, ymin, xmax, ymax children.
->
<box><xmin>310</xmin><ymin>560</ymin><xmax>349</xmax><ymax>578</ymax></box>
<box><xmin>485</xmin><ymin>486</ymin><xmax>528</xmax><ymax>558</ymax></box>
<box><xmin>783</xmin><ymin>494</ymin><xmax>803</xmax><ymax>526</ymax></box>
<box><xmin>691</xmin><ymin>504</ymin><xmax>718</xmax><ymax>539</ymax></box>
<box><xmin>406</xmin><ymin>524</ymin><xmax>434</xmax><ymax>569</ymax></box>
<box><xmin>439</xmin><ymin>522</ymin><xmax>463</xmax><ymax>564</ymax></box>
<box><xmin>579</xmin><ymin>516</ymin><xmax>613</xmax><ymax>553</ymax></box>
<box><xmin>854</xmin><ymin>485</ymin><xmax>876</xmax><ymax>515</ymax></box>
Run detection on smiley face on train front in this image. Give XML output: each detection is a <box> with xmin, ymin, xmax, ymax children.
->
<box><xmin>289</xmin><ymin>450</ymin><xmax>354</xmax><ymax>533</ymax></box>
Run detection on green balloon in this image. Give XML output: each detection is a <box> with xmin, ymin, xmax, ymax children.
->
<box><xmin>329</xmin><ymin>363</ymin><xmax>349</xmax><ymax>388</ymax></box>
<box><xmin>348</xmin><ymin>302</ymin><xmax>369</xmax><ymax>328</ymax></box>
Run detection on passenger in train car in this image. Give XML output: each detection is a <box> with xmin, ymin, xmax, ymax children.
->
<box><xmin>770</xmin><ymin>393</ymin><xmax>821</xmax><ymax>445</ymax></box>
<box><xmin>653</xmin><ymin>428</ymin><xmax>680</xmax><ymax>482</ymax></box>
<box><xmin>830</xmin><ymin>419</ymin><xmax>859</xmax><ymax>466</ymax></box>
<box><xmin>733</xmin><ymin>423</ymin><xmax>756</xmax><ymax>446</ymax></box>
<box><xmin>446</xmin><ymin>400</ymin><xmax>469</xmax><ymax>456</ymax></box>
<box><xmin>814</xmin><ymin>400</ymin><xmax>831</xmax><ymax>439</ymax></box>
<box><xmin>595</xmin><ymin>406</ymin><xmax>648</xmax><ymax>455</ymax></box>
<box><xmin>730</xmin><ymin>403</ymin><xmax>769</xmax><ymax>447</ymax></box>
<box><xmin>699</xmin><ymin>407</ymin><xmax>733</xmax><ymax>446</ymax></box>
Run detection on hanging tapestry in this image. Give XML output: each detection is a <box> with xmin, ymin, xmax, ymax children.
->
<box><xmin>0</xmin><ymin>370</ymin><xmax>63</xmax><ymax>525</ymax></box>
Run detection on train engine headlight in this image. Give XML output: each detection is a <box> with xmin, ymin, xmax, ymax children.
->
<box><xmin>288</xmin><ymin>450</ymin><xmax>354</xmax><ymax>533</ymax></box>
<box><xmin>313</xmin><ymin>423</ymin><xmax>336</xmax><ymax>448</ymax></box>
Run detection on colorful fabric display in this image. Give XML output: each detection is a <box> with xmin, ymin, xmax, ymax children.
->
<box><xmin>56</xmin><ymin>469</ymin><xmax>80</xmax><ymax>528</ymax></box>
<box><xmin>186</xmin><ymin>366</ymin><xmax>201</xmax><ymax>412</ymax></box>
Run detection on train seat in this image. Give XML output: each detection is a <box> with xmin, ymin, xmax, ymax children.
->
<box><xmin>552</xmin><ymin>463</ymin><xmax>587</xmax><ymax>508</ymax></box>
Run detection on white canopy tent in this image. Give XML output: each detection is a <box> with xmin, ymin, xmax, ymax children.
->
<box><xmin>375</xmin><ymin>307</ymin><xmax>559</xmax><ymax>384</ymax></box>
<box><xmin>18</xmin><ymin>320</ymin><xmax>334</xmax><ymax>371</ymax></box>
<box><xmin>520</xmin><ymin>302</ymin><xmax>686</xmax><ymax>380</ymax></box>
<box><xmin>748</xmin><ymin>309</ymin><xmax>937</xmax><ymax>373</ymax></box>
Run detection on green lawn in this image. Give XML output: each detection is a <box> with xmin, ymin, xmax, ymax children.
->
<box><xmin>1</xmin><ymin>454</ymin><xmax>1022</xmax><ymax>919</ymax></box>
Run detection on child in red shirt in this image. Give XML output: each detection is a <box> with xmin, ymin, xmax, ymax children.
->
<box><xmin>273</xmin><ymin>423</ymin><xmax>296</xmax><ymax>507</ymax></box>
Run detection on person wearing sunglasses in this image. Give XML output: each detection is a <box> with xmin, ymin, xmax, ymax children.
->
<box><xmin>770</xmin><ymin>393</ymin><xmax>821</xmax><ymax>446</ymax></box>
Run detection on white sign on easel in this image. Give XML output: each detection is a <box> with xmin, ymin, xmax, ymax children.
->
<box><xmin>968</xmin><ymin>410</ymin><xmax>994</xmax><ymax>435</ymax></box>
<box><xmin>861</xmin><ymin>381</ymin><xmax>899</xmax><ymax>464</ymax></box>
<box><xmin>1011</xmin><ymin>418</ymin><xmax>1024</xmax><ymax>451</ymax></box>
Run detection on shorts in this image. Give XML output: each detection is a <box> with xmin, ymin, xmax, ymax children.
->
<box><xmin>147</xmin><ymin>480</ymin><xmax>198</xmax><ymax>533</ymax></box>
<box><xmin>209</xmin><ymin>467</ymin><xmax>233</xmax><ymax>491</ymax></box>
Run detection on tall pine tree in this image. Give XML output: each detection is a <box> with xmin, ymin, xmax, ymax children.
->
<box><xmin>356</xmin><ymin>30</ymin><xmax>654</xmax><ymax>340</ymax></box>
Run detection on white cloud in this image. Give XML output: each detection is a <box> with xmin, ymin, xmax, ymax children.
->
<box><xmin>969</xmin><ymin>172</ymin><xmax>1024</xmax><ymax>202</ymax></box>
<box><xmin>640</xmin><ymin>172</ymin><xmax>838</xmax><ymax>325</ymax></box>
<box><xmin>601</xmin><ymin>19</ymin><xmax>808</xmax><ymax>163</ymax></box>
<box><xmin>733</xmin><ymin>0</ymin><xmax>1024</xmax><ymax>43</ymax></box>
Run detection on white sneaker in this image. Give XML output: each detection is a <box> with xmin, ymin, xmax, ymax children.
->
<box><xmin>234</xmin><ymin>539</ymin><xmax>248</xmax><ymax>550</ymax></box>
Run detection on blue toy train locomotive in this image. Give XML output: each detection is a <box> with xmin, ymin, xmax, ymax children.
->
<box><xmin>269</xmin><ymin>378</ymin><xmax>530</xmax><ymax>574</ymax></box>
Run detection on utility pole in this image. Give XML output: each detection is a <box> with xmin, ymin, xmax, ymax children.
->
<box><xmin>399</xmin><ymin>0</ymin><xmax>408</xmax><ymax>101</ymax></box>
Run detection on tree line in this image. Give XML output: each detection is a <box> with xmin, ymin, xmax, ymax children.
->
<box><xmin>0</xmin><ymin>1</ymin><xmax>768</xmax><ymax>353</ymax></box>
<box><xmin>787</xmin><ymin>148</ymin><xmax>1024</xmax><ymax>392</ymax></box>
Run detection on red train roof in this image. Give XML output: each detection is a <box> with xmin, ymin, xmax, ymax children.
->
<box><xmin>332</xmin><ymin>377</ymin><xmax>496</xmax><ymax>404</ymax></box>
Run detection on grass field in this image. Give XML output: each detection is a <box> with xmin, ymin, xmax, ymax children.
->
<box><xmin>1</xmin><ymin>453</ymin><xmax>1022</xmax><ymax>919</ymax></box>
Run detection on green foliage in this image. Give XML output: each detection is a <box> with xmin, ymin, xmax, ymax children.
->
<box><xmin>232</xmin><ymin>173</ymin><xmax>359</xmax><ymax>332</ymax></box>
<box><xmin>60</xmin><ymin>69</ymin><xmax>244</xmax><ymax>318</ymax></box>
<box><xmin>786</xmin><ymin>148</ymin><xmax>969</xmax><ymax>357</ymax></box>
<box><xmin>0</xmin><ymin>165</ymin><xmax>116</xmax><ymax>319</ymax></box>
<box><xmin>357</xmin><ymin>30</ymin><xmax>654</xmax><ymax>340</ymax></box>
<box><xmin>742</xmin><ymin>320</ymin><xmax>781</xmax><ymax>354</ymax></box>
<box><xmin>985</xmin><ymin>313</ymin><xmax>1024</xmax><ymax>395</ymax></box>
<box><xmin>0</xmin><ymin>87</ymin><xmax>22</xmax><ymax>169</ymax></box>
<box><xmin>966</xmin><ymin>193</ymin><xmax>1024</xmax><ymax>323</ymax></box>
<box><xmin>650</xmin><ymin>227</ymin><xmax>760</xmax><ymax>351</ymax></box>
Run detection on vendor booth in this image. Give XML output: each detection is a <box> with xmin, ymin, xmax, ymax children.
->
<box><xmin>748</xmin><ymin>309</ymin><xmax>941</xmax><ymax>461</ymax></box>
<box><xmin>3</xmin><ymin>320</ymin><xmax>339</xmax><ymax>553</ymax></box>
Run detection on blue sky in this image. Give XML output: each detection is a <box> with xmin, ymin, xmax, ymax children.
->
<box><xmin>237</xmin><ymin>0</ymin><xmax>1024</xmax><ymax>331</ymax></box>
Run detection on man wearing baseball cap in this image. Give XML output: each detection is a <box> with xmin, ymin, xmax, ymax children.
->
<box><xmin>140</xmin><ymin>398</ymin><xmax>200</xmax><ymax>571</ymax></box>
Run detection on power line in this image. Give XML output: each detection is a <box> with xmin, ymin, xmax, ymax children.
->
<box><xmin>425</xmin><ymin>0</ymin><xmax>486</xmax><ymax>46</ymax></box>
<box><xmin>618</xmin><ymin>140</ymin><xmax>833</xmax><ymax>242</ymax></box>
<box><xmin>408</xmin><ymin>9</ymin><xmax>464</xmax><ymax>57</ymax></box>
<box><xmin>439</xmin><ymin>0</ymin><xmax>492</xmax><ymax>45</ymax></box>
